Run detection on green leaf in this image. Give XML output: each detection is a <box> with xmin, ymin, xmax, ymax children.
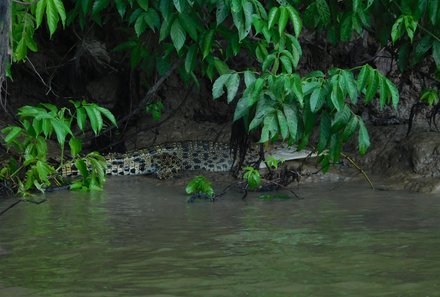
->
<box><xmin>46</xmin><ymin>0</ymin><xmax>60</xmax><ymax>37</ymax></box>
<box><xmin>277</xmin><ymin>110</ymin><xmax>289</xmax><ymax>140</ymax></box>
<box><xmin>243</xmin><ymin>167</ymin><xmax>261</xmax><ymax>190</ymax></box>
<box><xmin>214</xmin><ymin>57</ymin><xmax>230</xmax><ymax>75</ymax></box>
<box><xmin>232</xmin><ymin>10</ymin><xmax>245</xmax><ymax>40</ymax></box>
<box><xmin>358</xmin><ymin>117</ymin><xmax>370</xmax><ymax>155</ymax></box>
<box><xmin>278</xmin><ymin>6</ymin><xmax>289</xmax><ymax>36</ymax></box>
<box><xmin>96</xmin><ymin>106</ymin><xmax>117</xmax><ymax>127</ymax></box>
<box><xmin>202</xmin><ymin>29</ymin><xmax>215</xmax><ymax>60</ymax></box>
<box><xmin>291</xmin><ymin>74</ymin><xmax>304</xmax><ymax>107</ymax></box>
<box><xmin>356</xmin><ymin>65</ymin><xmax>369</xmax><ymax>92</ymax></box>
<box><xmin>272</xmin><ymin>56</ymin><xmax>280</xmax><ymax>74</ymax></box>
<box><xmin>331</xmin><ymin>105</ymin><xmax>351</xmax><ymax>132</ymax></box>
<box><xmin>42</xmin><ymin>118</ymin><xmax>52</xmax><ymax>137</ymax></box>
<box><xmin>75</xmin><ymin>159</ymin><xmax>89</xmax><ymax>177</ymax></box>
<box><xmin>411</xmin><ymin>35</ymin><xmax>432</xmax><ymax>66</ymax></box>
<box><xmin>129</xmin><ymin>8</ymin><xmax>143</xmax><ymax>25</ymax></box>
<box><xmin>81</xmin><ymin>0</ymin><xmax>92</xmax><ymax>14</ymax></box>
<box><xmin>134</xmin><ymin>14</ymin><xmax>147</xmax><ymax>37</ymax></box>
<box><xmin>114</xmin><ymin>0</ymin><xmax>126</xmax><ymax>17</ymax></box>
<box><xmin>364</xmin><ymin>70</ymin><xmax>378</xmax><ymax>104</ymax></box>
<box><xmin>261</xmin><ymin>113</ymin><xmax>278</xmax><ymax>142</ymax></box>
<box><xmin>330</xmin><ymin>82</ymin><xmax>344</xmax><ymax>111</ymax></box>
<box><xmin>378</xmin><ymin>76</ymin><xmax>387</xmax><ymax>110</ymax></box>
<box><xmin>268</xmin><ymin>7</ymin><xmax>279</xmax><ymax>30</ymax></box>
<box><xmin>76</xmin><ymin>107</ymin><xmax>87</xmax><ymax>131</ymax></box>
<box><xmin>159</xmin><ymin>0</ymin><xmax>171</xmax><ymax>20</ymax></box>
<box><xmin>250</xmin><ymin>77</ymin><xmax>265</xmax><ymax>106</ymax></box>
<box><xmin>136</xmin><ymin>0</ymin><xmax>148</xmax><ymax>11</ymax></box>
<box><xmin>391</xmin><ymin>17</ymin><xmax>404</xmax><ymax>43</ymax></box>
<box><xmin>26</xmin><ymin>36</ymin><xmax>38</xmax><ymax>52</ymax></box>
<box><xmin>316</xmin><ymin>0</ymin><xmax>330</xmax><ymax>25</ymax></box>
<box><xmin>340</xmin><ymin>13</ymin><xmax>353</xmax><ymax>41</ymax></box>
<box><xmin>244</xmin><ymin>71</ymin><xmax>256</xmax><ymax>87</ymax></box>
<box><xmin>233</xmin><ymin>96</ymin><xmax>249</xmax><ymax>122</ymax></box>
<box><xmin>385</xmin><ymin>78</ymin><xmax>399</xmax><ymax>109</ymax></box>
<box><xmin>212</xmin><ymin>74</ymin><xmax>231</xmax><ymax>99</ymax></box>
<box><xmin>420</xmin><ymin>89</ymin><xmax>439</xmax><ymax>106</ymax></box>
<box><xmin>144</xmin><ymin>9</ymin><xmax>161</xmax><ymax>31</ymax></box>
<box><xmin>35</xmin><ymin>136</ymin><xmax>48</xmax><ymax>159</ymax></box>
<box><xmin>342</xmin><ymin>115</ymin><xmax>359</xmax><ymax>141</ymax></box>
<box><xmin>286</xmin><ymin>5</ymin><xmax>302</xmax><ymax>37</ymax></box>
<box><xmin>310</xmin><ymin>85</ymin><xmax>324</xmax><ymax>112</ymax></box>
<box><xmin>159</xmin><ymin>17</ymin><xmax>173</xmax><ymax>42</ymax></box>
<box><xmin>262</xmin><ymin>54</ymin><xmax>276</xmax><ymax>72</ymax></box>
<box><xmin>3</xmin><ymin>126</ymin><xmax>22</xmax><ymax>143</ymax></box>
<box><xmin>84</xmin><ymin>105</ymin><xmax>99</xmax><ymax>134</ymax></box>
<box><xmin>216</xmin><ymin>0</ymin><xmax>229</xmax><ymax>25</ymax></box>
<box><xmin>179</xmin><ymin>13</ymin><xmax>198</xmax><ymax>41</ymax></box>
<box><xmin>300</xmin><ymin>105</ymin><xmax>317</xmax><ymax>148</ymax></box>
<box><xmin>318</xmin><ymin>111</ymin><xmax>331</xmax><ymax>153</ymax></box>
<box><xmin>173</xmin><ymin>0</ymin><xmax>184</xmax><ymax>12</ymax></box>
<box><xmin>249</xmin><ymin>101</ymin><xmax>274</xmax><ymax>131</ymax></box>
<box><xmin>429</xmin><ymin>0</ymin><xmax>439</xmax><ymax>24</ymax></box>
<box><xmin>185</xmin><ymin>44</ymin><xmax>197</xmax><ymax>73</ymax></box>
<box><xmin>242</xmin><ymin>0</ymin><xmax>253</xmax><ymax>39</ymax></box>
<box><xmin>52</xmin><ymin>0</ymin><xmax>66</xmax><ymax>26</ymax></box>
<box><xmin>432</xmin><ymin>41</ymin><xmax>440</xmax><ymax>70</ymax></box>
<box><xmin>36</xmin><ymin>160</ymin><xmax>50</xmax><ymax>182</ymax></box>
<box><xmin>50</xmin><ymin>119</ymin><xmax>72</xmax><ymax>145</ymax></box>
<box><xmin>279</xmin><ymin>55</ymin><xmax>292</xmax><ymax>74</ymax></box>
<box><xmin>69</xmin><ymin>137</ymin><xmax>82</xmax><ymax>156</ymax></box>
<box><xmin>226</xmin><ymin>73</ymin><xmax>240</xmax><ymax>103</ymax></box>
<box><xmin>231</xmin><ymin>0</ymin><xmax>241</xmax><ymax>13</ymax></box>
<box><xmin>329</xmin><ymin>133</ymin><xmax>342</xmax><ymax>163</ymax></box>
<box><xmin>283</xmin><ymin>104</ymin><xmax>298</xmax><ymax>140</ymax></box>
<box><xmin>404</xmin><ymin>15</ymin><xmax>417</xmax><ymax>43</ymax></box>
<box><xmin>170</xmin><ymin>18</ymin><xmax>186</xmax><ymax>52</ymax></box>
<box><xmin>185</xmin><ymin>176</ymin><xmax>214</xmax><ymax>196</ymax></box>
<box><xmin>36</xmin><ymin>0</ymin><xmax>46</xmax><ymax>28</ymax></box>
<box><xmin>92</xmin><ymin>0</ymin><xmax>110</xmax><ymax>15</ymax></box>
<box><xmin>32</xmin><ymin>119</ymin><xmax>43</xmax><ymax>135</ymax></box>
<box><xmin>341</xmin><ymin>70</ymin><xmax>358</xmax><ymax>104</ymax></box>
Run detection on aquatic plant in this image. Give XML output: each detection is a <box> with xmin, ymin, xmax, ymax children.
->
<box><xmin>185</xmin><ymin>175</ymin><xmax>215</xmax><ymax>198</ymax></box>
<box><xmin>243</xmin><ymin>166</ymin><xmax>261</xmax><ymax>190</ymax></box>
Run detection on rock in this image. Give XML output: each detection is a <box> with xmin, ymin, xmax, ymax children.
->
<box><xmin>406</xmin><ymin>132</ymin><xmax>440</xmax><ymax>177</ymax></box>
<box><xmin>86</xmin><ymin>74</ymin><xmax>120</xmax><ymax>109</ymax></box>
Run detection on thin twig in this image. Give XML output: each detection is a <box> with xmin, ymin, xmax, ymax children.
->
<box><xmin>96</xmin><ymin>81</ymin><xmax>193</xmax><ymax>152</ymax></box>
<box><xmin>0</xmin><ymin>199</ymin><xmax>22</xmax><ymax>217</ymax></box>
<box><xmin>341</xmin><ymin>152</ymin><xmax>375</xmax><ymax>189</ymax></box>
<box><xmin>261</xmin><ymin>180</ymin><xmax>302</xmax><ymax>200</ymax></box>
<box><xmin>81</xmin><ymin>60</ymin><xmax>180</xmax><ymax>140</ymax></box>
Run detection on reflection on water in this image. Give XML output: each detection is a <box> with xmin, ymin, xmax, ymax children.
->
<box><xmin>1</xmin><ymin>176</ymin><xmax>440</xmax><ymax>296</ymax></box>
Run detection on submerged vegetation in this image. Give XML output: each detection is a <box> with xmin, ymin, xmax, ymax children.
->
<box><xmin>1</xmin><ymin>0</ymin><xmax>440</xmax><ymax>195</ymax></box>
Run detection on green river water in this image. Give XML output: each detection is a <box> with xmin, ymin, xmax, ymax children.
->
<box><xmin>0</xmin><ymin>176</ymin><xmax>439</xmax><ymax>297</ymax></box>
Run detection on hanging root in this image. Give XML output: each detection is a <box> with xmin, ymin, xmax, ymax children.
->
<box><xmin>0</xmin><ymin>0</ymin><xmax>11</xmax><ymax>111</ymax></box>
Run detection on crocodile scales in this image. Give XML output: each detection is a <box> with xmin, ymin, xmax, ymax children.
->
<box><xmin>62</xmin><ymin>141</ymin><xmax>313</xmax><ymax>179</ymax></box>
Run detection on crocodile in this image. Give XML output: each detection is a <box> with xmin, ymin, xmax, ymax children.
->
<box><xmin>62</xmin><ymin>141</ymin><xmax>314</xmax><ymax>179</ymax></box>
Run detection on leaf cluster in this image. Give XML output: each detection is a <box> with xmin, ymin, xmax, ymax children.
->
<box><xmin>185</xmin><ymin>175</ymin><xmax>215</xmax><ymax>197</ymax></box>
<box><xmin>0</xmin><ymin>101</ymin><xmax>116</xmax><ymax>196</ymax></box>
<box><xmin>243</xmin><ymin>166</ymin><xmax>261</xmax><ymax>190</ymax></box>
